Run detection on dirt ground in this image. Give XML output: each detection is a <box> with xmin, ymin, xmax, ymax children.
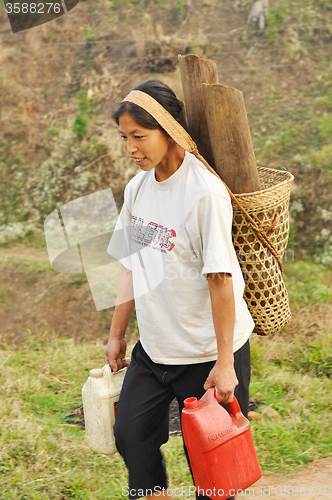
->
<box><xmin>250</xmin><ymin>457</ymin><xmax>332</xmax><ymax>498</ymax></box>
<box><xmin>0</xmin><ymin>243</ymin><xmax>120</xmax><ymax>346</ymax></box>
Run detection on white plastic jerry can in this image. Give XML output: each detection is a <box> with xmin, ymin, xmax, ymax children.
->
<box><xmin>82</xmin><ymin>364</ymin><xmax>127</xmax><ymax>455</ymax></box>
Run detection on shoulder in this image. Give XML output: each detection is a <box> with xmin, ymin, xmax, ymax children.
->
<box><xmin>183</xmin><ymin>154</ymin><xmax>233</xmax><ymax>228</ymax></box>
<box><xmin>186</xmin><ymin>152</ymin><xmax>231</xmax><ymax>202</ymax></box>
<box><xmin>182</xmin><ymin>153</ymin><xmax>231</xmax><ymax>219</ymax></box>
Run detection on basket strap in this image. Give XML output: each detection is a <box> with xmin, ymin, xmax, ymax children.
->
<box><xmin>191</xmin><ymin>146</ymin><xmax>284</xmax><ymax>274</ymax></box>
<box><xmin>121</xmin><ymin>90</ymin><xmax>283</xmax><ymax>274</ymax></box>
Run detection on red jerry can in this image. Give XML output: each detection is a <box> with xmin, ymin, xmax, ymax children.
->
<box><xmin>182</xmin><ymin>388</ymin><xmax>262</xmax><ymax>499</ymax></box>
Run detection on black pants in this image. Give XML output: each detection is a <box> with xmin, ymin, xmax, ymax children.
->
<box><xmin>114</xmin><ymin>340</ymin><xmax>251</xmax><ymax>500</ymax></box>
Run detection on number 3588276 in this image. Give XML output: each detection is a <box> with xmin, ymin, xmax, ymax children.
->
<box><xmin>5</xmin><ymin>3</ymin><xmax>61</xmax><ymax>14</ymax></box>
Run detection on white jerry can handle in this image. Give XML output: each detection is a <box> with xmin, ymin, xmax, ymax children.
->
<box><xmin>102</xmin><ymin>363</ymin><xmax>128</xmax><ymax>382</ymax></box>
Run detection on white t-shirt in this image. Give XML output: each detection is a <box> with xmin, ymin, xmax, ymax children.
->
<box><xmin>107</xmin><ymin>151</ymin><xmax>254</xmax><ymax>364</ymax></box>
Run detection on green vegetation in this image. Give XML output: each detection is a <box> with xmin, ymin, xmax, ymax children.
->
<box><xmin>284</xmin><ymin>260</ymin><xmax>332</xmax><ymax>306</ymax></box>
<box><xmin>0</xmin><ymin>332</ymin><xmax>192</xmax><ymax>499</ymax></box>
<box><xmin>0</xmin><ymin>138</ymin><xmax>29</xmax><ymax>226</ymax></box>
<box><xmin>49</xmin><ymin>127</ymin><xmax>60</xmax><ymax>136</ymax></box>
<box><xmin>265</xmin><ymin>3</ymin><xmax>288</xmax><ymax>40</ymax></box>
<box><xmin>0</xmin><ymin>258</ymin><xmax>331</xmax><ymax>498</ymax></box>
<box><xmin>83</xmin><ymin>27</ymin><xmax>97</xmax><ymax>43</ymax></box>
<box><xmin>73</xmin><ymin>90</ymin><xmax>91</xmax><ymax>142</ymax></box>
<box><xmin>250</xmin><ymin>340</ymin><xmax>332</xmax><ymax>468</ymax></box>
<box><xmin>176</xmin><ymin>0</ymin><xmax>185</xmax><ymax>17</ymax></box>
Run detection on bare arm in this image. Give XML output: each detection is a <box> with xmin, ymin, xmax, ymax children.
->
<box><xmin>203</xmin><ymin>272</ymin><xmax>238</xmax><ymax>403</ymax></box>
<box><xmin>105</xmin><ymin>263</ymin><xmax>135</xmax><ymax>372</ymax></box>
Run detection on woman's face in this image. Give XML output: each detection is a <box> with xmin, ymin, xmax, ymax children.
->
<box><xmin>118</xmin><ymin>113</ymin><xmax>171</xmax><ymax>171</ymax></box>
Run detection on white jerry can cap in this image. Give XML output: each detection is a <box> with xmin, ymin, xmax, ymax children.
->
<box><xmin>89</xmin><ymin>368</ymin><xmax>104</xmax><ymax>379</ymax></box>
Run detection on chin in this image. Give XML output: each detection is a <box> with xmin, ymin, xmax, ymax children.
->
<box><xmin>140</xmin><ymin>165</ymin><xmax>154</xmax><ymax>171</ymax></box>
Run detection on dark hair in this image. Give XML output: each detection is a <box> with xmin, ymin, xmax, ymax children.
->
<box><xmin>113</xmin><ymin>79</ymin><xmax>186</xmax><ymax>132</ymax></box>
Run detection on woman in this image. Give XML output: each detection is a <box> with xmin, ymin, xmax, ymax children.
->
<box><xmin>105</xmin><ymin>79</ymin><xmax>254</xmax><ymax>500</ymax></box>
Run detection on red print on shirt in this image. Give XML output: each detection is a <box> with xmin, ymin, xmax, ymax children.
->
<box><xmin>132</xmin><ymin>216</ymin><xmax>176</xmax><ymax>251</ymax></box>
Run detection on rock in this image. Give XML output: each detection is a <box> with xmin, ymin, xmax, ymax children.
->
<box><xmin>262</xmin><ymin>407</ymin><xmax>281</xmax><ymax>419</ymax></box>
<box><xmin>25</xmin><ymin>100</ymin><xmax>39</xmax><ymax>116</ymax></box>
<box><xmin>248</xmin><ymin>411</ymin><xmax>261</xmax><ymax>421</ymax></box>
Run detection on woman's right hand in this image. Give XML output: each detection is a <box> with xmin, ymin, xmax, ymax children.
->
<box><xmin>105</xmin><ymin>337</ymin><xmax>129</xmax><ymax>372</ymax></box>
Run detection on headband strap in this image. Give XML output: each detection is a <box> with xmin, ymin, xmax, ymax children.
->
<box><xmin>122</xmin><ymin>90</ymin><xmax>198</xmax><ymax>154</ymax></box>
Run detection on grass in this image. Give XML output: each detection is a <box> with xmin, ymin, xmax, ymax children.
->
<box><xmin>0</xmin><ymin>333</ymin><xmax>192</xmax><ymax>499</ymax></box>
<box><xmin>0</xmin><ymin>254</ymin><xmax>52</xmax><ymax>276</ymax></box>
<box><xmin>1</xmin><ymin>256</ymin><xmax>332</xmax><ymax>498</ymax></box>
<box><xmin>249</xmin><ymin>360</ymin><xmax>332</xmax><ymax>469</ymax></box>
<box><xmin>283</xmin><ymin>260</ymin><xmax>332</xmax><ymax>305</ymax></box>
<box><xmin>1</xmin><ymin>337</ymin><xmax>331</xmax><ymax>498</ymax></box>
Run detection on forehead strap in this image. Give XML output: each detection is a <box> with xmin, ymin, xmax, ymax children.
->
<box><xmin>122</xmin><ymin>90</ymin><xmax>198</xmax><ymax>154</ymax></box>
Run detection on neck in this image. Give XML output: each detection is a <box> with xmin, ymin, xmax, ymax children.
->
<box><xmin>155</xmin><ymin>143</ymin><xmax>185</xmax><ymax>182</ymax></box>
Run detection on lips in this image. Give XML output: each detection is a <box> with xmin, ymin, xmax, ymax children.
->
<box><xmin>131</xmin><ymin>157</ymin><xmax>147</xmax><ymax>166</ymax></box>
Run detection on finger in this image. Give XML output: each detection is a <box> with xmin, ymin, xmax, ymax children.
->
<box><xmin>215</xmin><ymin>388</ymin><xmax>232</xmax><ymax>403</ymax></box>
<box><xmin>116</xmin><ymin>358</ymin><xmax>124</xmax><ymax>370</ymax></box>
<box><xmin>215</xmin><ymin>391</ymin><xmax>224</xmax><ymax>403</ymax></box>
<box><xmin>203</xmin><ymin>376</ymin><xmax>214</xmax><ymax>391</ymax></box>
<box><xmin>109</xmin><ymin>359</ymin><xmax>119</xmax><ymax>372</ymax></box>
<box><xmin>224</xmin><ymin>393</ymin><xmax>234</xmax><ymax>404</ymax></box>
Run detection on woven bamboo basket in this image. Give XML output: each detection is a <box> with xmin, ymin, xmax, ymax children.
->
<box><xmin>121</xmin><ymin>89</ymin><xmax>294</xmax><ymax>336</ymax></box>
<box><xmin>231</xmin><ymin>167</ymin><xmax>294</xmax><ymax>336</ymax></box>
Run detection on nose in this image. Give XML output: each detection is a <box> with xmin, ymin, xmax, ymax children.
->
<box><xmin>125</xmin><ymin>138</ymin><xmax>138</xmax><ymax>155</ymax></box>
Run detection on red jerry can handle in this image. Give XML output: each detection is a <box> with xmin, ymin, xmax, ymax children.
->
<box><xmin>226</xmin><ymin>395</ymin><xmax>242</xmax><ymax>417</ymax></box>
<box><xmin>185</xmin><ymin>388</ymin><xmax>244</xmax><ymax>418</ymax></box>
<box><xmin>207</xmin><ymin>387</ymin><xmax>243</xmax><ymax>417</ymax></box>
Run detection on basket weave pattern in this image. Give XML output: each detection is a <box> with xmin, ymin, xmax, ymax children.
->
<box><xmin>231</xmin><ymin>167</ymin><xmax>294</xmax><ymax>336</ymax></box>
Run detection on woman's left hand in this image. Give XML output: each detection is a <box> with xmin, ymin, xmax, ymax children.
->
<box><xmin>203</xmin><ymin>360</ymin><xmax>238</xmax><ymax>404</ymax></box>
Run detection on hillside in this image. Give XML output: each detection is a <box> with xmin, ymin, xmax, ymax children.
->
<box><xmin>1</xmin><ymin>0</ymin><xmax>332</xmax><ymax>263</ymax></box>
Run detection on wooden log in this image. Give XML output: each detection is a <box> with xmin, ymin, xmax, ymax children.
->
<box><xmin>202</xmin><ymin>83</ymin><xmax>261</xmax><ymax>194</ymax></box>
<box><xmin>178</xmin><ymin>54</ymin><xmax>218</xmax><ymax>170</ymax></box>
